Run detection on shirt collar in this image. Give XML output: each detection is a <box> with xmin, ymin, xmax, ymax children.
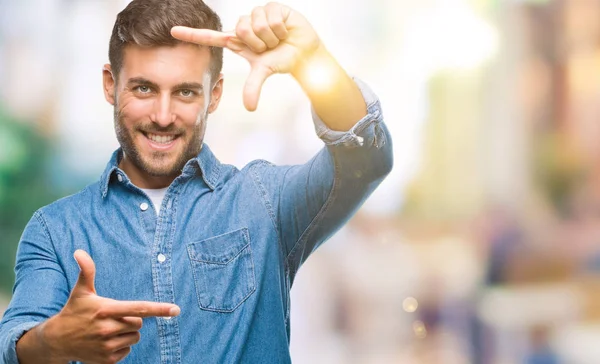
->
<box><xmin>99</xmin><ymin>144</ymin><xmax>222</xmax><ymax>198</ymax></box>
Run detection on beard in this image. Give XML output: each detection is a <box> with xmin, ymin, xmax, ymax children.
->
<box><xmin>114</xmin><ymin>107</ymin><xmax>206</xmax><ymax>178</ymax></box>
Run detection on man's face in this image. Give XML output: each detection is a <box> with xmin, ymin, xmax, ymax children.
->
<box><xmin>102</xmin><ymin>43</ymin><xmax>223</xmax><ymax>187</ymax></box>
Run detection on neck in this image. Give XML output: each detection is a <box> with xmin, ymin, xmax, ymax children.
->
<box><xmin>119</xmin><ymin>156</ymin><xmax>177</xmax><ymax>189</ymax></box>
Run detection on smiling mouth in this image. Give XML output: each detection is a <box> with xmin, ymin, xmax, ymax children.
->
<box><xmin>144</xmin><ymin>132</ymin><xmax>179</xmax><ymax>144</ymax></box>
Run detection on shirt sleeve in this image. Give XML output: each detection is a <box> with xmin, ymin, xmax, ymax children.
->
<box><xmin>312</xmin><ymin>77</ymin><xmax>387</xmax><ymax>149</ymax></box>
<box><xmin>0</xmin><ymin>322</ymin><xmax>40</xmax><ymax>364</ymax></box>
<box><xmin>250</xmin><ymin>78</ymin><xmax>393</xmax><ymax>282</ymax></box>
<box><xmin>0</xmin><ymin>210</ymin><xmax>69</xmax><ymax>364</ymax></box>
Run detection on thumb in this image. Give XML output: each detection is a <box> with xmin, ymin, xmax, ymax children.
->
<box><xmin>243</xmin><ymin>65</ymin><xmax>272</xmax><ymax>111</ymax></box>
<box><xmin>73</xmin><ymin>249</ymin><xmax>96</xmax><ymax>295</ymax></box>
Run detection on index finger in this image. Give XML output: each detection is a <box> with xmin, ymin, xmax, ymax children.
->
<box><xmin>99</xmin><ymin>300</ymin><xmax>181</xmax><ymax>319</ymax></box>
<box><xmin>171</xmin><ymin>26</ymin><xmax>231</xmax><ymax>48</ymax></box>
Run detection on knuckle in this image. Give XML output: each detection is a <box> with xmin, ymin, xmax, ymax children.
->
<box><xmin>236</xmin><ymin>26</ymin><xmax>251</xmax><ymax>38</ymax></box>
<box><xmin>269</xmin><ymin>21</ymin><xmax>285</xmax><ymax>36</ymax></box>
<box><xmin>136</xmin><ymin>308</ymin><xmax>148</xmax><ymax>316</ymax></box>
<box><xmin>94</xmin><ymin>308</ymin><xmax>109</xmax><ymax>320</ymax></box>
<box><xmin>268</xmin><ymin>20</ymin><xmax>282</xmax><ymax>29</ymax></box>
<box><xmin>133</xmin><ymin>317</ymin><xmax>143</xmax><ymax>330</ymax></box>
<box><xmin>101</xmin><ymin>341</ymin><xmax>114</xmax><ymax>352</ymax></box>
<box><xmin>252</xmin><ymin>23</ymin><xmax>269</xmax><ymax>34</ymax></box>
<box><xmin>133</xmin><ymin>332</ymin><xmax>141</xmax><ymax>344</ymax></box>
<box><xmin>97</xmin><ymin>326</ymin><xmax>113</xmax><ymax>338</ymax></box>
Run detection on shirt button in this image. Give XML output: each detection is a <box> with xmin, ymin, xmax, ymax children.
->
<box><xmin>140</xmin><ymin>202</ymin><xmax>149</xmax><ymax>211</ymax></box>
<box><xmin>117</xmin><ymin>174</ymin><xmax>123</xmax><ymax>182</ymax></box>
<box><xmin>157</xmin><ymin>254</ymin><xmax>166</xmax><ymax>263</ymax></box>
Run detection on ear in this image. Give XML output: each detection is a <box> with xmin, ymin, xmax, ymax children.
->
<box><xmin>207</xmin><ymin>74</ymin><xmax>224</xmax><ymax>114</ymax></box>
<box><xmin>102</xmin><ymin>64</ymin><xmax>116</xmax><ymax>105</ymax></box>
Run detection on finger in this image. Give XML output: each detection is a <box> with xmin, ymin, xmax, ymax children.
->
<box><xmin>119</xmin><ymin>316</ymin><xmax>143</xmax><ymax>331</ymax></box>
<box><xmin>73</xmin><ymin>250</ymin><xmax>96</xmax><ymax>294</ymax></box>
<box><xmin>236</xmin><ymin>16</ymin><xmax>267</xmax><ymax>53</ymax></box>
<box><xmin>251</xmin><ymin>7</ymin><xmax>280</xmax><ymax>49</ymax></box>
<box><xmin>109</xmin><ymin>346</ymin><xmax>132</xmax><ymax>363</ymax></box>
<box><xmin>95</xmin><ymin>317</ymin><xmax>143</xmax><ymax>339</ymax></box>
<box><xmin>99</xmin><ymin>300</ymin><xmax>181</xmax><ymax>319</ymax></box>
<box><xmin>171</xmin><ymin>26</ymin><xmax>232</xmax><ymax>48</ymax></box>
<box><xmin>243</xmin><ymin>66</ymin><xmax>272</xmax><ymax>111</ymax></box>
<box><xmin>113</xmin><ymin>316</ymin><xmax>144</xmax><ymax>335</ymax></box>
<box><xmin>108</xmin><ymin>332</ymin><xmax>141</xmax><ymax>352</ymax></box>
<box><xmin>265</xmin><ymin>3</ymin><xmax>289</xmax><ymax>40</ymax></box>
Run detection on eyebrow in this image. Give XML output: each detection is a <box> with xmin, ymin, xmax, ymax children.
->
<box><xmin>127</xmin><ymin>77</ymin><xmax>204</xmax><ymax>91</ymax></box>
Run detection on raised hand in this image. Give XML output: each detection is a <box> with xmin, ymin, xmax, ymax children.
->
<box><xmin>41</xmin><ymin>250</ymin><xmax>180</xmax><ymax>363</ymax></box>
<box><xmin>171</xmin><ymin>2</ymin><xmax>322</xmax><ymax>111</ymax></box>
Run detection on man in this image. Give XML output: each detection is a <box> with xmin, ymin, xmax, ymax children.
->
<box><xmin>0</xmin><ymin>0</ymin><xmax>392</xmax><ymax>363</ymax></box>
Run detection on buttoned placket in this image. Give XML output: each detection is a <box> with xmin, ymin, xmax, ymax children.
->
<box><xmin>115</xmin><ymin>171</ymin><xmax>182</xmax><ymax>362</ymax></box>
<box><xmin>132</xmin><ymin>180</ymin><xmax>182</xmax><ymax>364</ymax></box>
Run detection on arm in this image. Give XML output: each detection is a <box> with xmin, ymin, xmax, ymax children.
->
<box><xmin>0</xmin><ymin>211</ymin><xmax>69</xmax><ymax>364</ymax></box>
<box><xmin>291</xmin><ymin>44</ymin><xmax>367</xmax><ymax>132</ymax></box>
<box><xmin>0</xmin><ymin>212</ymin><xmax>180</xmax><ymax>363</ymax></box>
<box><xmin>172</xmin><ymin>2</ymin><xmax>393</xmax><ymax>275</ymax></box>
<box><xmin>16</xmin><ymin>323</ymin><xmax>60</xmax><ymax>364</ymax></box>
<box><xmin>276</xmin><ymin>79</ymin><xmax>391</xmax><ymax>275</ymax></box>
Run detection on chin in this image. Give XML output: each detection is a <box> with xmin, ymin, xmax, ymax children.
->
<box><xmin>136</xmin><ymin>153</ymin><xmax>176</xmax><ymax>175</ymax></box>
<box><xmin>144</xmin><ymin>162</ymin><xmax>181</xmax><ymax>177</ymax></box>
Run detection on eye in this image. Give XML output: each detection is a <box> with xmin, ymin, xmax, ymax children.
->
<box><xmin>179</xmin><ymin>89</ymin><xmax>195</xmax><ymax>97</ymax></box>
<box><xmin>136</xmin><ymin>85</ymin><xmax>152</xmax><ymax>94</ymax></box>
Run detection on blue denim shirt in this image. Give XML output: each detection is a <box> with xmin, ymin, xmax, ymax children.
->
<box><xmin>0</xmin><ymin>79</ymin><xmax>393</xmax><ymax>364</ymax></box>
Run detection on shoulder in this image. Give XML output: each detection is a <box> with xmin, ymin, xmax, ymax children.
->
<box><xmin>234</xmin><ymin>159</ymin><xmax>295</xmax><ymax>188</ymax></box>
<box><xmin>37</xmin><ymin>182</ymin><xmax>98</xmax><ymax>221</ymax></box>
<box><xmin>215</xmin><ymin>159</ymin><xmax>292</xmax><ymax>197</ymax></box>
<box><xmin>241</xmin><ymin>159</ymin><xmax>290</xmax><ymax>177</ymax></box>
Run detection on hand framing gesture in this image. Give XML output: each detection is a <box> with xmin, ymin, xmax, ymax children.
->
<box><xmin>171</xmin><ymin>2</ymin><xmax>322</xmax><ymax>111</ymax></box>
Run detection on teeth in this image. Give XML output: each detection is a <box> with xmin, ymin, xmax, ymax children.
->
<box><xmin>147</xmin><ymin>133</ymin><xmax>175</xmax><ymax>144</ymax></box>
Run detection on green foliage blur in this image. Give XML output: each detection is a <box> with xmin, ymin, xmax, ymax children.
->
<box><xmin>0</xmin><ymin>106</ymin><xmax>60</xmax><ymax>295</ymax></box>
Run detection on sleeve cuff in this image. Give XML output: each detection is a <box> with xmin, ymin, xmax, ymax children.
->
<box><xmin>311</xmin><ymin>77</ymin><xmax>386</xmax><ymax>149</ymax></box>
<box><xmin>1</xmin><ymin>321</ymin><xmax>40</xmax><ymax>364</ymax></box>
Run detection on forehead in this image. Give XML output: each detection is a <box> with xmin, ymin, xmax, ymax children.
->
<box><xmin>119</xmin><ymin>43</ymin><xmax>211</xmax><ymax>83</ymax></box>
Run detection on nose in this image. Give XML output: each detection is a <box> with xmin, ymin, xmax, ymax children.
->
<box><xmin>151</xmin><ymin>93</ymin><xmax>176</xmax><ymax>126</ymax></box>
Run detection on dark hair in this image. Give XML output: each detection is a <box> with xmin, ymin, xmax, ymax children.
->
<box><xmin>109</xmin><ymin>0</ymin><xmax>223</xmax><ymax>84</ymax></box>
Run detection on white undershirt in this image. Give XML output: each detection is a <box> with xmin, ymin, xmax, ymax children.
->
<box><xmin>141</xmin><ymin>187</ymin><xmax>168</xmax><ymax>216</ymax></box>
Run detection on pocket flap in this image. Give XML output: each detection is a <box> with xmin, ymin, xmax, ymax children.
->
<box><xmin>187</xmin><ymin>228</ymin><xmax>250</xmax><ymax>265</ymax></box>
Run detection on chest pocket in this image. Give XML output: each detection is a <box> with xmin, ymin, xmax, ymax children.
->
<box><xmin>187</xmin><ymin>228</ymin><xmax>256</xmax><ymax>312</ymax></box>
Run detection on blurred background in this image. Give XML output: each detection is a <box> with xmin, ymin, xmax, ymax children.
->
<box><xmin>2</xmin><ymin>0</ymin><xmax>600</xmax><ymax>362</ymax></box>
